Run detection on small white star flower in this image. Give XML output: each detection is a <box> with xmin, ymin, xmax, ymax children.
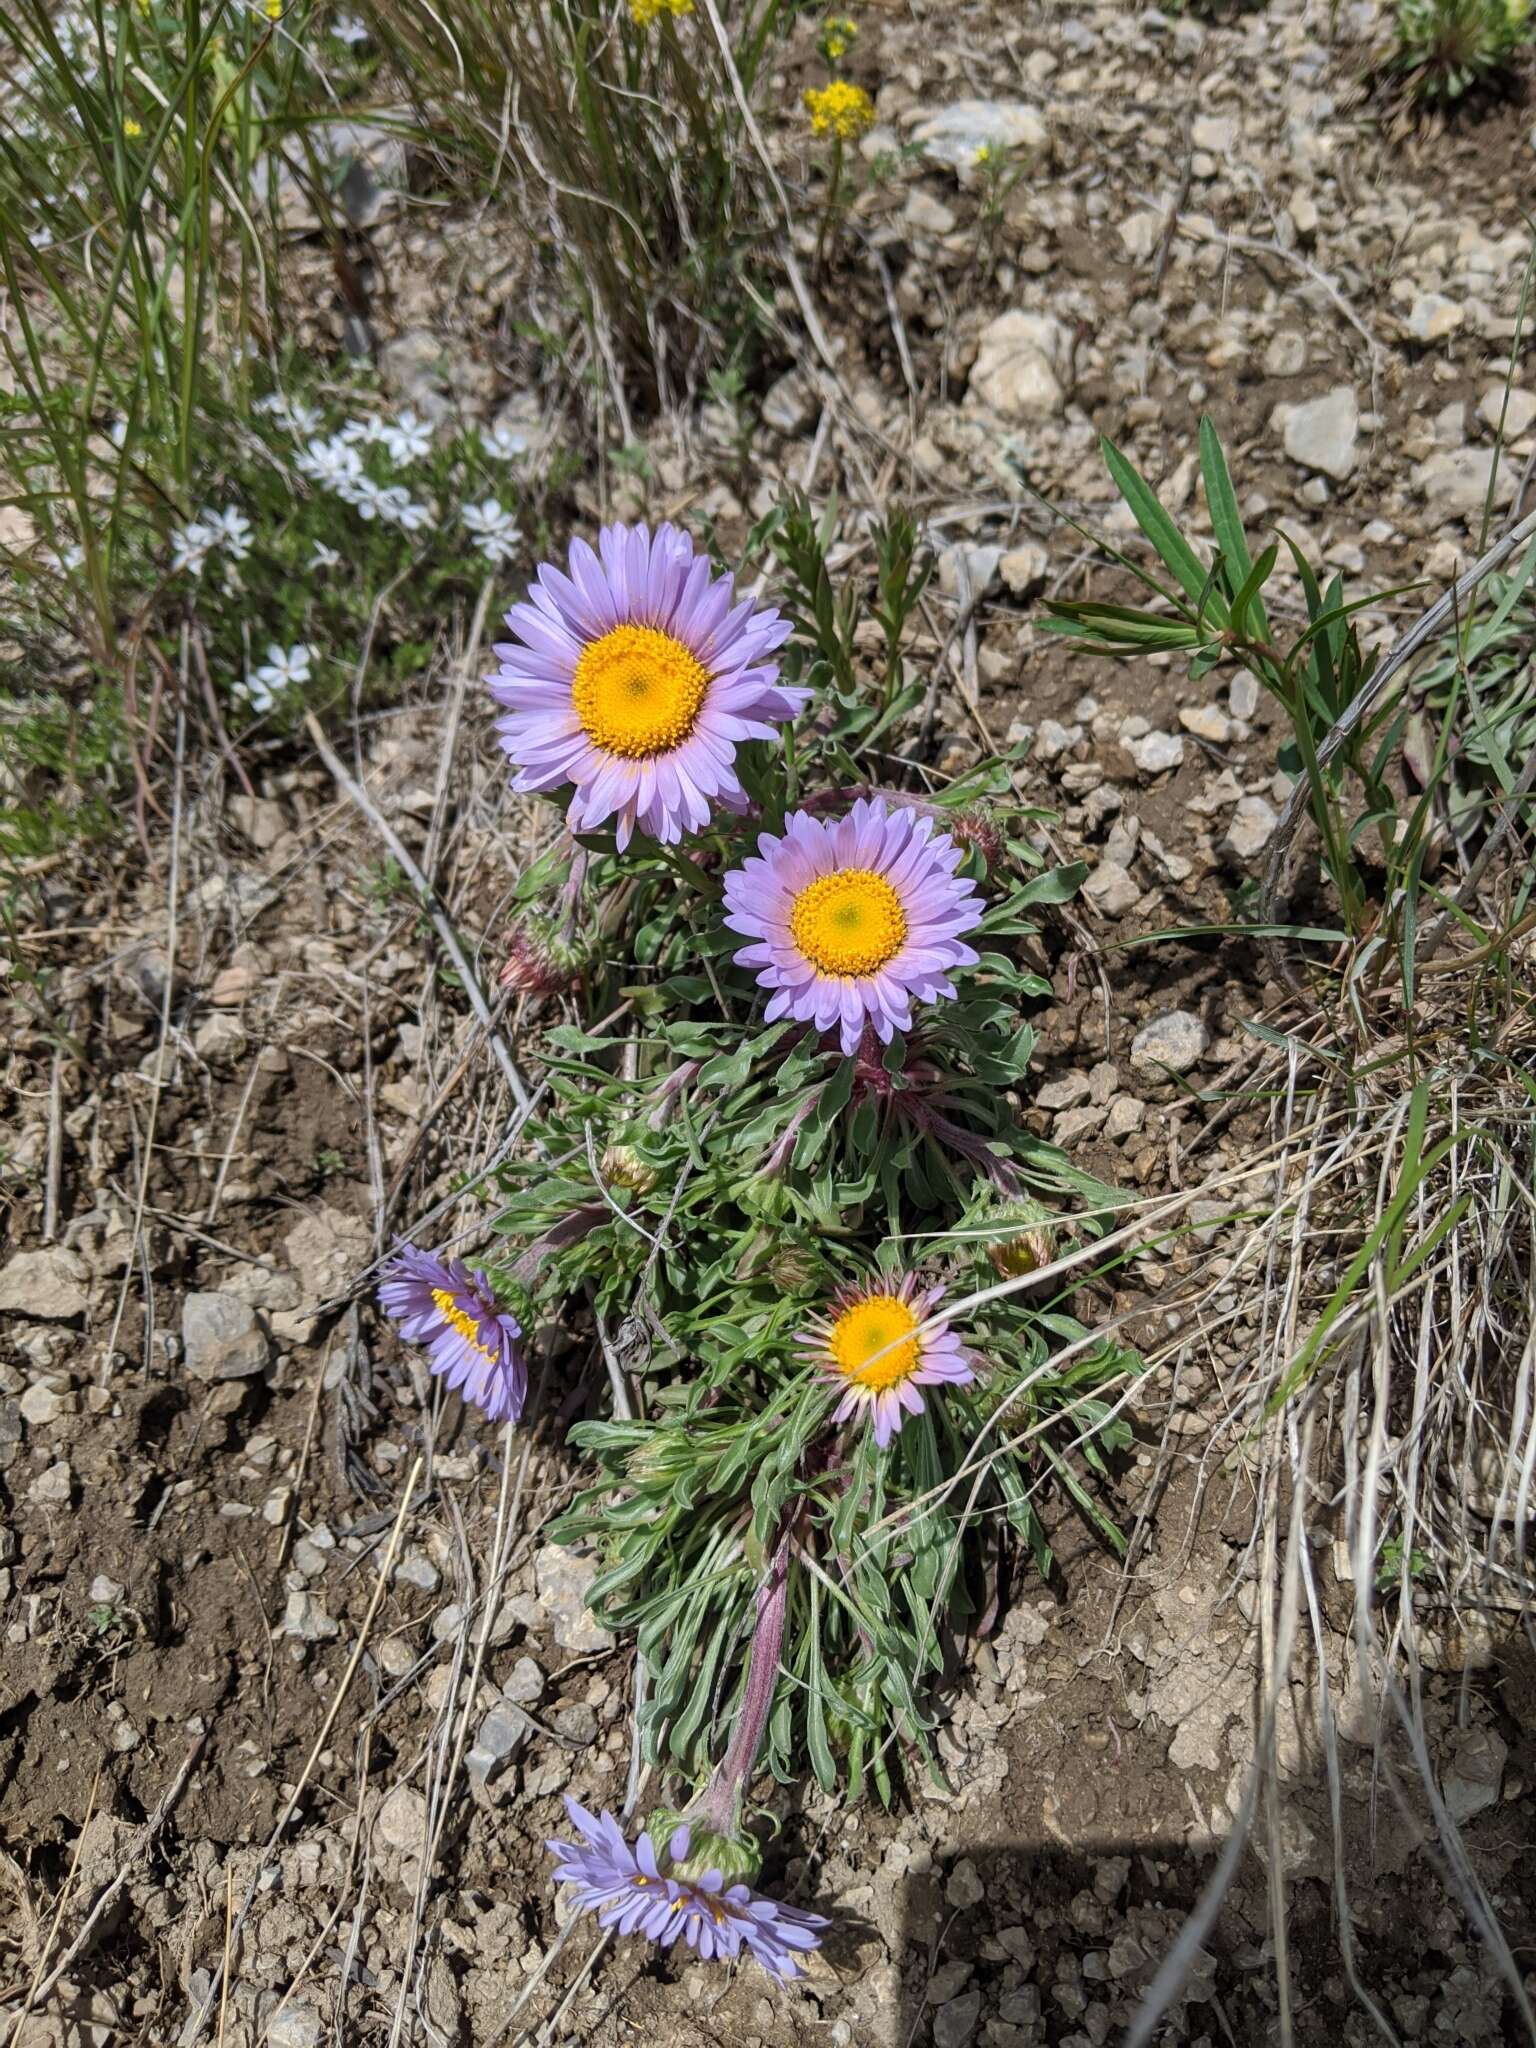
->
<box><xmin>376</xmin><ymin>484</ymin><xmax>432</xmax><ymax>530</ymax></box>
<box><xmin>461</xmin><ymin>497</ymin><xmax>522</xmax><ymax>563</ymax></box>
<box><xmin>380</xmin><ymin>409</ymin><xmax>434</xmax><ymax>464</ymax></box>
<box><xmin>208</xmin><ymin>506</ymin><xmax>253</xmax><ymax>560</ymax></box>
<box><xmin>331</xmin><ymin>11</ymin><xmax>368</xmax><ymax>42</ymax></box>
<box><xmin>483</xmin><ymin>419</ymin><xmax>532</xmax><ymax>461</ymax></box>
<box><xmin>247</xmin><ymin>642</ymin><xmax>315</xmax><ymax>712</ymax></box>
<box><xmin>171</xmin><ymin>519</ymin><xmax>217</xmax><ymax>575</ymax></box>
<box><xmin>310</xmin><ymin>541</ymin><xmax>341</xmax><ymax>571</ymax></box>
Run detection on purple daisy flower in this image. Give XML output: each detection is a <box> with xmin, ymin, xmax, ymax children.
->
<box><xmin>377</xmin><ymin>1243</ymin><xmax>526</xmax><ymax>1424</ymax></box>
<box><xmin>488</xmin><ymin>523</ymin><xmax>804</xmax><ymax>851</ymax></box>
<box><xmin>722</xmin><ymin>797</ymin><xmax>984</xmax><ymax>1057</ymax></box>
<box><xmin>799</xmin><ymin>1271</ymin><xmax>975</xmax><ymax>1448</ymax></box>
<box><xmin>547</xmin><ymin>1799</ymin><xmax>826</xmax><ymax>1981</ymax></box>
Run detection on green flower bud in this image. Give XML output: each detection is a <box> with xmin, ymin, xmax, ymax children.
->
<box><xmin>983</xmin><ymin>1196</ymin><xmax>1057</xmax><ymax>1279</ymax></box>
<box><xmin>600</xmin><ymin>1142</ymin><xmax>659</xmax><ymax>1195</ymax></box>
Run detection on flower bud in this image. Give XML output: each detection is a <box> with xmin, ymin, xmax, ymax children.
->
<box><xmin>983</xmin><ymin>1197</ymin><xmax>1057</xmax><ymax>1279</ymax></box>
<box><xmin>499</xmin><ymin>911</ymin><xmax>591</xmax><ymax>996</ymax></box>
<box><xmin>646</xmin><ymin>1814</ymin><xmax>763</xmax><ymax>1889</ymax></box>
<box><xmin>600</xmin><ymin>1143</ymin><xmax>658</xmax><ymax>1195</ymax></box>
<box><xmin>945</xmin><ymin>804</ymin><xmax>1004</xmax><ymax>870</ymax></box>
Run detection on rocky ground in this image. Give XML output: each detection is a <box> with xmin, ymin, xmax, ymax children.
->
<box><xmin>3</xmin><ymin>1</ymin><xmax>1535</xmax><ymax>2043</ymax></box>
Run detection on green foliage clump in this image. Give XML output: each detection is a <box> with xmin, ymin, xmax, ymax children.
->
<box><xmin>1388</xmin><ymin>0</ymin><xmax>1533</xmax><ymax>102</ymax></box>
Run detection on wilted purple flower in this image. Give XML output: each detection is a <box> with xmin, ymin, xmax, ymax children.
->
<box><xmin>377</xmin><ymin>1244</ymin><xmax>526</xmax><ymax>1423</ymax></box>
<box><xmin>547</xmin><ymin>1799</ymin><xmax>825</xmax><ymax>1980</ymax></box>
<box><xmin>799</xmin><ymin>1270</ymin><xmax>975</xmax><ymax>1447</ymax></box>
<box><xmin>488</xmin><ymin>522</ymin><xmax>804</xmax><ymax>850</ymax></box>
<box><xmin>723</xmin><ymin>797</ymin><xmax>984</xmax><ymax>1057</ymax></box>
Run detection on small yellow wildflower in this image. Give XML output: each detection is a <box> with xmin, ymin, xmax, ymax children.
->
<box><xmin>629</xmin><ymin>0</ymin><xmax>692</xmax><ymax>25</ymax></box>
<box><xmin>803</xmin><ymin>79</ymin><xmax>875</xmax><ymax>143</ymax></box>
<box><xmin>819</xmin><ymin>13</ymin><xmax>858</xmax><ymax>62</ymax></box>
<box><xmin>263</xmin><ymin>0</ymin><xmax>282</xmax><ymax>17</ymax></box>
<box><xmin>122</xmin><ymin>117</ymin><xmax>143</xmax><ymax>138</ymax></box>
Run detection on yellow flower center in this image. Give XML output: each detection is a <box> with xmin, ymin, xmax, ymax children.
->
<box><xmin>431</xmin><ymin>1287</ymin><xmax>494</xmax><ymax>1360</ymax></box>
<box><xmin>789</xmin><ymin>868</ymin><xmax>907</xmax><ymax>978</ymax></box>
<box><xmin>828</xmin><ymin>1294</ymin><xmax>921</xmax><ymax>1390</ymax></box>
<box><xmin>570</xmin><ymin>623</ymin><xmax>709</xmax><ymax>760</ymax></box>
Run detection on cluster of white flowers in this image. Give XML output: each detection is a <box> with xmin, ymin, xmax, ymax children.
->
<box><xmin>246</xmin><ymin>642</ymin><xmax>315</xmax><ymax>713</ymax></box>
<box><xmin>460</xmin><ymin>498</ymin><xmax>523</xmax><ymax>564</ymax></box>
<box><xmin>170</xmin><ymin>506</ymin><xmax>253</xmax><ymax>577</ymax></box>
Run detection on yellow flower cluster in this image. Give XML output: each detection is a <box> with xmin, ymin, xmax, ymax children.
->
<box><xmin>122</xmin><ymin>116</ymin><xmax>143</xmax><ymax>137</ymax></box>
<box><xmin>820</xmin><ymin>13</ymin><xmax>858</xmax><ymax>61</ymax></box>
<box><xmin>803</xmin><ymin>79</ymin><xmax>875</xmax><ymax>142</ymax></box>
<box><xmin>629</xmin><ymin>0</ymin><xmax>692</xmax><ymax>24</ymax></box>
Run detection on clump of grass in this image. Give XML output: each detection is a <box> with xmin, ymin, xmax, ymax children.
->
<box><xmin>367</xmin><ymin>0</ymin><xmax>793</xmax><ymax>414</ymax></box>
<box><xmin>1386</xmin><ymin>0</ymin><xmax>1534</xmax><ymax>102</ymax></box>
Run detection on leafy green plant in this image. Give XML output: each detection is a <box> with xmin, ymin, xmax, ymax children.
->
<box><xmin>1043</xmin><ymin>420</ymin><xmax>1424</xmax><ymax>959</ymax></box>
<box><xmin>451</xmin><ymin>499</ymin><xmax>1142</xmax><ymax>1820</ymax></box>
<box><xmin>1386</xmin><ymin>0</ymin><xmax>1533</xmax><ymax>101</ymax></box>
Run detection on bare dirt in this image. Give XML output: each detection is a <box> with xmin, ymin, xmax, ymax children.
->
<box><xmin>4</xmin><ymin>1</ymin><xmax>1536</xmax><ymax>2043</ymax></box>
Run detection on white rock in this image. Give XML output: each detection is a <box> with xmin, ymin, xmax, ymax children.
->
<box><xmin>466</xmin><ymin>1701</ymin><xmax>533</xmax><ymax>1792</ymax></box>
<box><xmin>533</xmin><ymin>1545</ymin><xmax>614</xmax><ymax>1654</ymax></box>
<box><xmin>1477</xmin><ymin>385</ymin><xmax>1536</xmax><ymax>438</ymax></box>
<box><xmin>1405</xmin><ymin>292</ymin><xmax>1464</xmax><ymax>343</ymax></box>
<box><xmin>1126</xmin><ymin>730</ymin><xmax>1184</xmax><ymax>776</ymax></box>
<box><xmin>1413</xmin><ymin>447</ymin><xmax>1517</xmax><ymax>523</ymax></box>
<box><xmin>376</xmin><ymin>1783</ymin><xmax>428</xmax><ymax>1857</ymax></box>
<box><xmin>28</xmin><ymin>1460</ymin><xmax>75</xmax><ymax>1506</ymax></box>
<box><xmin>19</xmin><ymin>1381</ymin><xmax>65</xmax><ymax>1428</ymax></box>
<box><xmin>969</xmin><ymin>310</ymin><xmax>1065</xmax><ymax>422</ymax></box>
<box><xmin>1263</xmin><ymin>331</ymin><xmax>1307</xmax><ymax>379</ymax></box>
<box><xmin>1179</xmin><ymin>703</ymin><xmax>1232</xmax><ymax>744</ymax></box>
<box><xmin>1000</xmin><ymin>543</ymin><xmax>1049</xmax><ymax>596</ymax></box>
<box><xmin>946</xmin><ymin>1858</ymin><xmax>985</xmax><ymax>1909</ymax></box>
<box><xmin>182</xmin><ymin>1293</ymin><xmax>270</xmax><ymax>1382</ymax></box>
<box><xmin>1118</xmin><ymin>209</ymin><xmax>1162</xmax><ymax>262</ymax></box>
<box><xmin>1034</xmin><ymin>717</ymin><xmax>1082</xmax><ymax>763</ymax></box>
<box><xmin>1191</xmin><ymin>114</ymin><xmax>1236</xmax><ymax>154</ymax></box>
<box><xmin>1130</xmin><ymin>1011</ymin><xmax>1209</xmax><ymax>1077</ymax></box>
<box><xmin>0</xmin><ymin>1249</ymin><xmax>89</xmax><ymax>1321</ymax></box>
<box><xmin>937</xmin><ymin>543</ymin><xmax>1003</xmax><ymax>599</ymax></box>
<box><xmin>911</xmin><ymin>101</ymin><xmax>1047</xmax><ymax>178</ymax></box>
<box><xmin>1277</xmin><ymin>386</ymin><xmax>1359</xmax><ymax>482</ymax></box>
<box><xmin>281</xmin><ymin>1590</ymin><xmax>338</xmax><ymax>1641</ymax></box>
<box><xmin>904</xmin><ymin>187</ymin><xmax>957</xmax><ymax>236</ymax></box>
<box><xmin>266</xmin><ymin>2005</ymin><xmax>323</xmax><ymax>2048</ymax></box>
<box><xmin>761</xmin><ymin>370</ymin><xmax>814</xmax><ymax>436</ymax></box>
<box><xmin>1224</xmin><ymin>794</ymin><xmax>1279</xmax><ymax>860</ymax></box>
<box><xmin>504</xmin><ymin>1655</ymin><xmax>546</xmax><ymax>1705</ymax></box>
<box><xmin>1083</xmin><ymin>859</ymin><xmax>1140</xmax><ymax>916</ymax></box>
<box><xmin>1442</xmin><ymin>1727</ymin><xmax>1506</xmax><ymax>1823</ymax></box>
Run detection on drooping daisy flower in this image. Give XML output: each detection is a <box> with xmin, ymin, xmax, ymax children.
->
<box><xmin>799</xmin><ymin>1272</ymin><xmax>974</xmax><ymax>1447</ymax></box>
<box><xmin>378</xmin><ymin>1244</ymin><xmax>527</xmax><ymax>1424</ymax></box>
<box><xmin>488</xmin><ymin>523</ymin><xmax>802</xmax><ymax>851</ymax></box>
<box><xmin>723</xmin><ymin>797</ymin><xmax>984</xmax><ymax>1057</ymax></box>
<box><xmin>547</xmin><ymin>1800</ymin><xmax>825</xmax><ymax>1981</ymax></box>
